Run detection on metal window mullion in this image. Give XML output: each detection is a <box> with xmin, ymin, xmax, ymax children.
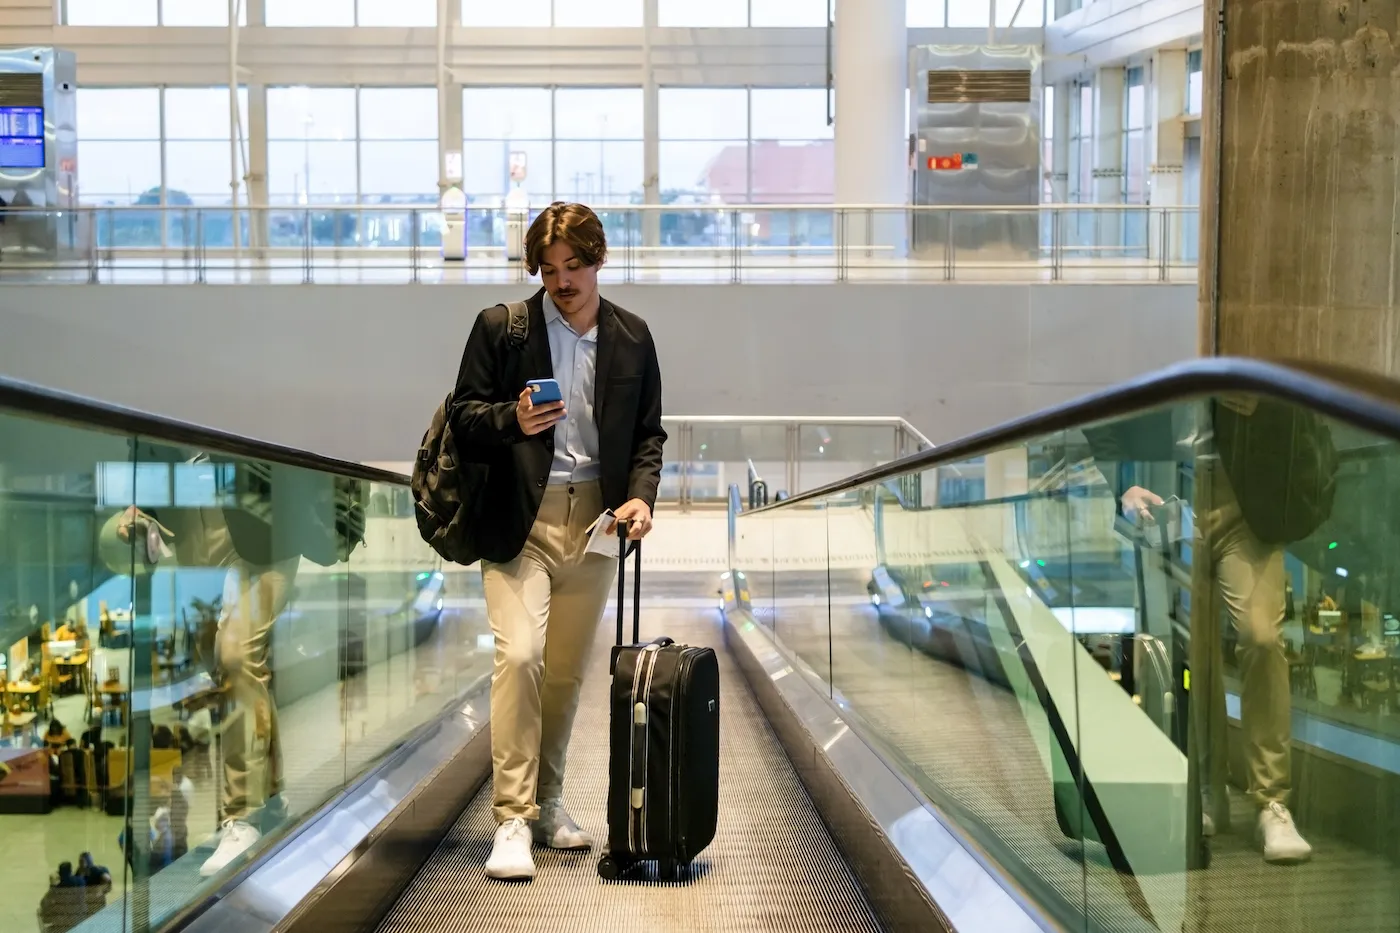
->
<box><xmin>745</xmin><ymin>85</ymin><xmax>752</xmax><ymax>205</ymax></box>
<box><xmin>355</xmin><ymin>85</ymin><xmax>363</xmax><ymax>240</ymax></box>
<box><xmin>159</xmin><ymin>86</ymin><xmax>168</xmax><ymax>248</ymax></box>
<box><xmin>550</xmin><ymin>85</ymin><xmax>558</xmax><ymax>201</ymax></box>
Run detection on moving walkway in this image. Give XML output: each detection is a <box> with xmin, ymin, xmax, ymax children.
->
<box><xmin>3</xmin><ymin>358</ymin><xmax>1400</xmax><ymax>933</ymax></box>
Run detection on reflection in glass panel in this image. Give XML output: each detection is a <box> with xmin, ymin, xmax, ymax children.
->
<box><xmin>554</xmin><ymin>88</ymin><xmax>644</xmax><ymax>140</ymax></box>
<box><xmin>906</xmin><ymin>0</ymin><xmax>944</xmax><ymax>26</ymax></box>
<box><xmin>947</xmin><ymin>0</ymin><xmax>990</xmax><ymax>25</ymax></box>
<box><xmin>463</xmin><ymin>87</ymin><xmax>553</xmax><ymax>139</ymax></box>
<box><xmin>66</xmin><ymin>0</ymin><xmax>157</xmax><ymax>23</ymax></box>
<box><xmin>552</xmin><ymin>0</ymin><xmax>641</xmax><ymax>26</ymax></box>
<box><xmin>731</xmin><ymin>388</ymin><xmax>1400</xmax><ymax>933</ymax></box>
<box><xmin>995</xmin><ymin>0</ymin><xmax>1045</xmax><ymax>26</ymax></box>
<box><xmin>749</xmin><ymin>0</ymin><xmax>826</xmax><ymax>26</ymax></box>
<box><xmin>554</xmin><ymin>141</ymin><xmax>643</xmax><ymax>203</ymax></box>
<box><xmin>658</xmin><ymin>0</ymin><xmax>745</xmax><ymax>26</ymax></box>
<box><xmin>460</xmin><ymin>0</ymin><xmax>549</xmax><ymax>25</ymax></box>
<box><xmin>357</xmin><ymin>0</ymin><xmax>435</xmax><ymax>24</ymax></box>
<box><xmin>265</xmin><ymin>0</ymin><xmax>355</xmax><ymax>25</ymax></box>
<box><xmin>0</xmin><ymin>412</ymin><xmax>137</xmax><ymax>933</ymax></box>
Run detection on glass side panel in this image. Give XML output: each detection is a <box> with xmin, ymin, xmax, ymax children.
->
<box><xmin>0</xmin><ymin>407</ymin><xmax>459</xmax><ymax>933</ymax></box>
<box><xmin>733</xmin><ymin>391</ymin><xmax>1400</xmax><ymax>932</ymax></box>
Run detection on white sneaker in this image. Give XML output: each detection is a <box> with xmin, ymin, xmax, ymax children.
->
<box><xmin>1259</xmin><ymin>802</ymin><xmax>1312</xmax><ymax>864</ymax></box>
<box><xmin>485</xmin><ymin>818</ymin><xmax>536</xmax><ymax>880</ymax></box>
<box><xmin>532</xmin><ymin>801</ymin><xmax>593</xmax><ymax>851</ymax></box>
<box><xmin>200</xmin><ymin>820</ymin><xmax>261</xmax><ymax>877</ymax></box>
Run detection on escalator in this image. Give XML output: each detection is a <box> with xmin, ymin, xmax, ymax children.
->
<box><xmin>378</xmin><ymin>610</ymin><xmax>882</xmax><ymax>933</ymax></box>
<box><xmin>6</xmin><ymin>358</ymin><xmax>1400</xmax><ymax>933</ymax></box>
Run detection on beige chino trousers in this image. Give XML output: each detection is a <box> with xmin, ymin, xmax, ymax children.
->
<box><xmin>482</xmin><ymin>480</ymin><xmax>614</xmax><ymax>823</ymax></box>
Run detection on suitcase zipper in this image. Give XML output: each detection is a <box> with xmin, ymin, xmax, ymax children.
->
<box><xmin>638</xmin><ymin>647</ymin><xmax>659</xmax><ymax>853</ymax></box>
<box><xmin>627</xmin><ymin>649</ymin><xmax>647</xmax><ymax>853</ymax></box>
<box><xmin>670</xmin><ymin>650</ymin><xmax>691</xmax><ymax>859</ymax></box>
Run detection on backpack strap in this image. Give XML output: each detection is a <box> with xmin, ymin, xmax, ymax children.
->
<box><xmin>504</xmin><ymin>300</ymin><xmax>529</xmax><ymax>348</ymax></box>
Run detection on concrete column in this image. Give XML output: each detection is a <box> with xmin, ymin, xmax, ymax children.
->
<box><xmin>834</xmin><ymin>0</ymin><xmax>908</xmax><ymax>254</ymax></box>
<box><xmin>1151</xmin><ymin>50</ymin><xmax>1186</xmax><ymax>262</ymax></box>
<box><xmin>642</xmin><ymin>0</ymin><xmax>660</xmax><ymax>250</ymax></box>
<box><xmin>1050</xmin><ymin>81</ymin><xmax>1070</xmax><ymax>203</ymax></box>
<box><xmin>1093</xmin><ymin>66</ymin><xmax>1124</xmax><ymax>249</ymax></box>
<box><xmin>245</xmin><ymin>83</ymin><xmax>269</xmax><ymax>253</ymax></box>
<box><xmin>1199</xmin><ymin>0</ymin><xmax>1400</xmax><ymax>372</ymax></box>
<box><xmin>246</xmin><ymin>0</ymin><xmax>264</xmax><ymax>24</ymax></box>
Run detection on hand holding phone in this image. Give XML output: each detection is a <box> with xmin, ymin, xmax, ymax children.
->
<box><xmin>517</xmin><ymin>379</ymin><xmax>566</xmax><ymax>436</ymax></box>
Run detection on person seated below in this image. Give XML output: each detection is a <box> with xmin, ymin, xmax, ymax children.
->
<box><xmin>45</xmin><ymin>719</ymin><xmax>73</xmax><ymax>751</ymax></box>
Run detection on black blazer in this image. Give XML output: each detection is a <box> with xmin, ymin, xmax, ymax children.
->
<box><xmin>448</xmin><ymin>288</ymin><xmax>666</xmax><ymax>564</ymax></box>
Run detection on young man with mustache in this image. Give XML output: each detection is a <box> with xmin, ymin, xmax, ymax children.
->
<box><xmin>450</xmin><ymin>201</ymin><xmax>666</xmax><ymax>880</ymax></box>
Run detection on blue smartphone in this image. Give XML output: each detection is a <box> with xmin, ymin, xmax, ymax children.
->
<box><xmin>526</xmin><ymin>378</ymin><xmax>563</xmax><ymax>406</ymax></box>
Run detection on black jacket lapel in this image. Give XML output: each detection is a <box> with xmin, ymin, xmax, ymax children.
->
<box><xmin>526</xmin><ymin>288</ymin><xmax>553</xmax><ymax>382</ymax></box>
<box><xmin>593</xmin><ymin>298</ymin><xmax>616</xmax><ymax>427</ymax></box>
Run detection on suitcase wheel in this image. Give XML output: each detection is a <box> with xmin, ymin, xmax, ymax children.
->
<box><xmin>659</xmin><ymin>859</ymin><xmax>689</xmax><ymax>882</ymax></box>
<box><xmin>598</xmin><ymin>854</ymin><xmax>628</xmax><ymax>880</ymax></box>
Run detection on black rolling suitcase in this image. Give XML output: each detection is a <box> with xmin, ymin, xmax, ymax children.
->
<box><xmin>598</xmin><ymin>527</ymin><xmax>720</xmax><ymax>881</ymax></box>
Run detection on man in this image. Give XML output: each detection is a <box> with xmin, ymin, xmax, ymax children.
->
<box><xmin>451</xmin><ymin>201</ymin><xmax>665</xmax><ymax>880</ymax></box>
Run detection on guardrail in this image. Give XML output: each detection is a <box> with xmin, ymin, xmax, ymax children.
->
<box><xmin>0</xmin><ymin>203</ymin><xmax>1200</xmax><ymax>285</ymax></box>
<box><xmin>660</xmin><ymin>415</ymin><xmax>932</xmax><ymax>510</ymax></box>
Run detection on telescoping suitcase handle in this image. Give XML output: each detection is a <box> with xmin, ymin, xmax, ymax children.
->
<box><xmin>614</xmin><ymin>524</ymin><xmax>673</xmax><ymax>650</ymax></box>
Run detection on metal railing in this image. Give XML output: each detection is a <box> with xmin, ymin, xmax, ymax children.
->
<box><xmin>0</xmin><ymin>203</ymin><xmax>1200</xmax><ymax>285</ymax></box>
<box><xmin>659</xmin><ymin>415</ymin><xmax>932</xmax><ymax>510</ymax></box>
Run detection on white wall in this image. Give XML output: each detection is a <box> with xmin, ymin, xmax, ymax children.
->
<box><xmin>0</xmin><ymin>282</ymin><xmax>1196</xmax><ymax>462</ymax></box>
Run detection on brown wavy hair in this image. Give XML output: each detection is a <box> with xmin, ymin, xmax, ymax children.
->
<box><xmin>523</xmin><ymin>201</ymin><xmax>608</xmax><ymax>276</ymax></box>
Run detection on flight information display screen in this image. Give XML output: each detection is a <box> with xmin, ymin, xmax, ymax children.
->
<box><xmin>0</xmin><ymin>106</ymin><xmax>44</xmax><ymax>169</ymax></box>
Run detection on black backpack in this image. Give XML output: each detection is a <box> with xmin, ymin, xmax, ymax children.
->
<box><xmin>1215</xmin><ymin>395</ymin><xmax>1339</xmax><ymax>545</ymax></box>
<box><xmin>411</xmin><ymin>301</ymin><xmax>529</xmax><ymax>565</ymax></box>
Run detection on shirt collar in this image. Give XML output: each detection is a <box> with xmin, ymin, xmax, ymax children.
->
<box><xmin>542</xmin><ymin>291</ymin><xmax>598</xmax><ymax>341</ymax></box>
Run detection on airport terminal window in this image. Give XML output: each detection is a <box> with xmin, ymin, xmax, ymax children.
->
<box><xmin>1041</xmin><ymin>85</ymin><xmax>1054</xmax><ymax>203</ymax></box>
<box><xmin>462</xmin><ymin>87</ymin><xmax>553</xmax><ymax>203</ymax></box>
<box><xmin>160</xmin><ymin>0</ymin><xmax>248</xmax><ymax>24</ymax></box>
<box><xmin>907</xmin><ymin>0</ymin><xmax>946</xmax><ymax>27</ymax></box>
<box><xmin>459</xmin><ymin>87</ymin><xmax>640</xmax><ymax>209</ymax></box>
<box><xmin>65</xmin><ymin>0</ymin><xmax>156</xmax><ymax>24</ymax></box>
<box><xmin>658</xmin><ymin>0</ymin><xmax>747</xmax><ymax>27</ymax></box>
<box><xmin>76</xmin><ymin>88</ymin><xmax>162</xmax><ymax>246</ymax></box>
<box><xmin>164</xmin><ymin>88</ymin><xmax>250</xmax><ymax>248</ymax></box>
<box><xmin>357</xmin><ymin>0</ymin><xmax>436</xmax><ymax>25</ymax></box>
<box><xmin>1187</xmin><ymin>48</ymin><xmax>1203</xmax><ymax>115</ymax></box>
<box><xmin>749</xmin><ymin>89</ymin><xmax>833</xmax><ymax>202</ymax></box>
<box><xmin>748</xmin><ymin>0</ymin><xmax>827</xmax><ymax>27</ymax></box>
<box><xmin>553</xmin><ymin>88</ymin><xmax>644</xmax><ymax>203</ymax></box>
<box><xmin>265</xmin><ymin>0</ymin><xmax>355</xmax><ymax>25</ymax></box>
<box><xmin>659</xmin><ymin>88</ymin><xmax>748</xmax><ymax>204</ymax></box>
<box><xmin>266</xmin><ymin>86</ymin><xmax>359</xmax><ymax>221</ymax></box>
<box><xmin>460</xmin><ymin>0</ymin><xmax>638</xmax><ymax>26</ymax></box>
<box><xmin>358</xmin><ymin>88</ymin><xmax>439</xmax><ymax>203</ymax></box>
<box><xmin>461</xmin><ymin>0</ymin><xmax>549</xmax><ymax>25</ymax></box>
<box><xmin>553</xmin><ymin>0</ymin><xmax>641</xmax><ymax>27</ymax></box>
<box><xmin>1123</xmin><ymin>65</ymin><xmax>1146</xmax><ymax>205</ymax></box>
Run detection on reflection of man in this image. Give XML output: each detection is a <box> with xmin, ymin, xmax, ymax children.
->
<box><xmin>110</xmin><ymin>502</ymin><xmax>299</xmax><ymax>875</ymax></box>
<box><xmin>1087</xmin><ymin>398</ymin><xmax>1314</xmax><ymax>865</ymax></box>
